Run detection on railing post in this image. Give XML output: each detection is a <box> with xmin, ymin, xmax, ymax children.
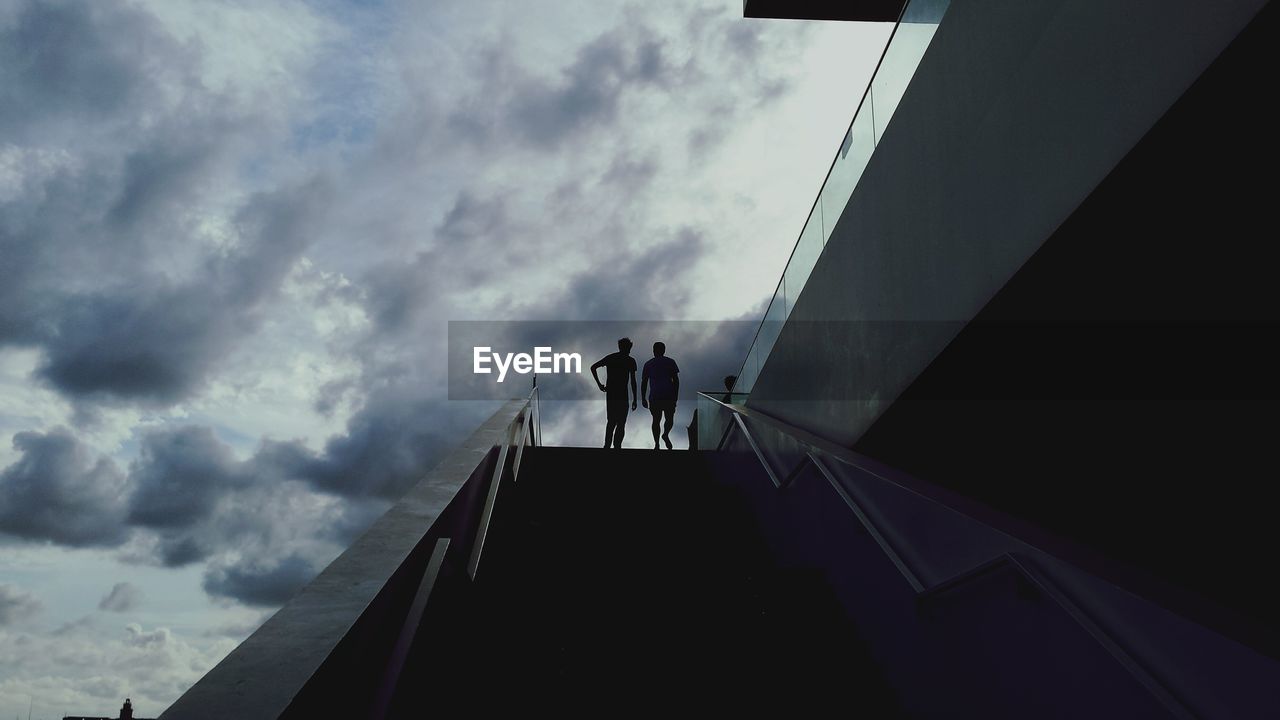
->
<box><xmin>467</xmin><ymin>412</ymin><xmax>517</xmax><ymax>580</ymax></box>
<box><xmin>370</xmin><ymin>537</ymin><xmax>451</xmax><ymax>720</ymax></box>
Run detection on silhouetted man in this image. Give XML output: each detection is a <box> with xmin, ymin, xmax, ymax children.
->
<box><xmin>641</xmin><ymin>341</ymin><xmax>680</xmax><ymax>449</ymax></box>
<box><xmin>591</xmin><ymin>337</ymin><xmax>637</xmax><ymax>449</ymax></box>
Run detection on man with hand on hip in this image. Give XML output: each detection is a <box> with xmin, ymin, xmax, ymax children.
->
<box><xmin>591</xmin><ymin>337</ymin><xmax>637</xmax><ymax>449</ymax></box>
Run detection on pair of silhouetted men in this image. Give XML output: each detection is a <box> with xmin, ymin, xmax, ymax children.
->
<box><xmin>590</xmin><ymin>338</ymin><xmax>680</xmax><ymax>449</ymax></box>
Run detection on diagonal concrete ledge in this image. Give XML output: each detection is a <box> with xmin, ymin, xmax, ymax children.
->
<box><xmin>160</xmin><ymin>399</ymin><xmax>526</xmax><ymax>720</ymax></box>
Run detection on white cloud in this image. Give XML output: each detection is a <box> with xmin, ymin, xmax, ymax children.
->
<box><xmin>132</xmin><ymin>0</ymin><xmax>335</xmax><ymax>108</ymax></box>
<box><xmin>185</xmin><ymin>257</ymin><xmax>370</xmax><ymax>454</ymax></box>
<box><xmin>0</xmin><ymin>618</ymin><xmax>236</xmax><ymax>718</ymax></box>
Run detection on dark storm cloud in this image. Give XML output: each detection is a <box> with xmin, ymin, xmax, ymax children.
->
<box><xmin>0</xmin><ymin>0</ymin><xmax>172</xmax><ymax>140</ymax></box>
<box><xmin>97</xmin><ymin>582</ymin><xmax>144</xmax><ymax>613</ymax></box>
<box><xmin>0</xmin><ymin>406</ymin><xmax>458</xmax><ymax>604</ymax></box>
<box><xmin>0</xmin><ymin>0</ymin><xmax>328</xmax><ymax>408</ymax></box>
<box><xmin>600</xmin><ymin>152</ymin><xmax>660</xmax><ymax>193</ymax></box>
<box><xmin>555</xmin><ymin>226</ymin><xmax>707</xmax><ymax>320</ymax></box>
<box><xmin>664</xmin><ymin>307</ymin><xmax>764</xmax><ymax>396</ymax></box>
<box><xmin>313</xmin><ymin>377</ymin><xmax>356</xmax><ymax>418</ymax></box>
<box><xmin>35</xmin><ymin>178</ymin><xmax>332</xmax><ymax>405</ymax></box>
<box><xmin>437</xmin><ymin>191</ymin><xmax>509</xmax><ymax>245</ymax></box>
<box><xmin>358</xmin><ymin>190</ymin><xmax>513</xmax><ymax>336</ymax></box>
<box><xmin>122</xmin><ymin>423</ymin><xmax>378</xmax><ymax>570</ymax></box>
<box><xmin>177</xmin><ymin>391</ymin><xmax>482</xmax><ymax>602</ymax></box>
<box><xmin>201</xmin><ymin>553</ymin><xmax>316</xmax><ymax>607</ymax></box>
<box><xmin>117</xmin><ymin>399</ymin><xmax>469</xmax><ymax>600</ymax></box>
<box><xmin>448</xmin><ymin>25</ymin><xmax>672</xmax><ymax>150</ymax></box>
<box><xmin>359</xmin><ymin>189</ymin><xmax>525</xmax><ymax>337</ymax></box>
<box><xmin>511</xmin><ymin>32</ymin><xmax>669</xmax><ymax>148</ymax></box>
<box><xmin>222</xmin><ymin>179</ymin><xmax>334</xmax><ymax>301</ymax></box>
<box><xmin>35</xmin><ymin>286</ymin><xmax>243</xmax><ymax>405</ymax></box>
<box><xmin>0</xmin><ymin>1</ymin><xmax>215</xmax><ymax>339</ymax></box>
<box><xmin>360</xmin><ymin>259</ymin><xmax>435</xmax><ymax>338</ymax></box>
<box><xmin>0</xmin><ymin>419</ymin><xmax>393</xmax><ymax>609</ymax></box>
<box><xmin>390</xmin><ymin>216</ymin><xmax>712</xmax><ymax>334</ymax></box>
<box><xmin>127</xmin><ymin>426</ymin><xmax>244</xmax><ymax>529</ymax></box>
<box><xmin>298</xmin><ymin>395</ymin><xmax>454</xmax><ymax>498</ymax></box>
<box><xmin>269</xmin><ymin>389</ymin><xmax>483</xmax><ymax>500</ymax></box>
<box><xmin>0</xmin><ymin>584</ymin><xmax>42</xmax><ymax>626</ymax></box>
<box><xmin>0</xmin><ymin>428</ymin><xmax>130</xmax><ymax>547</ymax></box>
<box><xmin>680</xmin><ymin>6</ymin><xmax>808</xmax><ymax>158</ymax></box>
<box><xmin>106</xmin><ymin>127</ymin><xmax>227</xmax><ymax>231</ymax></box>
<box><xmin>154</xmin><ymin>536</ymin><xmax>209</xmax><ymax>569</ymax></box>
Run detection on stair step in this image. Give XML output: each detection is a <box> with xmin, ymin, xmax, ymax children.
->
<box><xmin>387</xmin><ymin>445</ymin><xmax>904</xmax><ymax>715</ymax></box>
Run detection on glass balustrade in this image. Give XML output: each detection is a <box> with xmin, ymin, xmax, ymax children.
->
<box><xmin>696</xmin><ymin>392</ymin><xmax>749</xmax><ymax>450</ymax></box>
<box><xmin>732</xmin><ymin>0</ymin><xmax>950</xmax><ymax>397</ymax></box>
<box><xmin>872</xmin><ymin>0</ymin><xmax>950</xmax><ymax>144</ymax></box>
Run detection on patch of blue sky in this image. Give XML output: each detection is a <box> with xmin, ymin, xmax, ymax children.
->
<box><xmin>289</xmin><ymin>0</ymin><xmax>393</xmax><ymax>154</ymax></box>
<box><xmin>106</xmin><ymin>418</ymin><xmax>253</xmax><ymax>470</ymax></box>
<box><xmin>291</xmin><ymin>113</ymin><xmax>378</xmax><ymax>154</ymax></box>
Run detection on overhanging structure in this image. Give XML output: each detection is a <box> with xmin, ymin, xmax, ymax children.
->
<box><xmin>743</xmin><ymin>0</ymin><xmax>906</xmax><ymax>22</ymax></box>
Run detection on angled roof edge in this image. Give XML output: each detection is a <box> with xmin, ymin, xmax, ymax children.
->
<box><xmin>743</xmin><ymin>0</ymin><xmax>905</xmax><ymax>22</ymax></box>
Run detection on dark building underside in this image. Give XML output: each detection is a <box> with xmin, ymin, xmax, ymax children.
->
<box><xmin>853</xmin><ymin>2</ymin><xmax>1279</xmax><ymax>656</ymax></box>
<box><xmin>743</xmin><ymin>0</ymin><xmax>905</xmax><ymax>23</ymax></box>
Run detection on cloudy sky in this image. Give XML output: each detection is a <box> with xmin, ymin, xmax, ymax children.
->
<box><xmin>0</xmin><ymin>1</ymin><xmax>887</xmax><ymax>715</ymax></box>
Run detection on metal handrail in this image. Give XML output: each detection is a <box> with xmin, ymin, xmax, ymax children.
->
<box><xmin>371</xmin><ymin>537</ymin><xmax>451</xmax><ymax>720</ymax></box>
<box><xmin>696</xmin><ymin>391</ymin><xmax>1198</xmax><ymax>719</ymax></box>
<box><xmin>732</xmin><ymin>414</ymin><xmax>781</xmax><ymax>488</ymax></box>
<box><xmin>467</xmin><ymin>386</ymin><xmax>539</xmax><ymax>580</ymax></box>
<box><xmin>807</xmin><ymin>450</ymin><xmax>925</xmax><ymax>593</ymax></box>
<box><xmin>379</xmin><ymin>386</ymin><xmax>540</xmax><ymax>713</ymax></box>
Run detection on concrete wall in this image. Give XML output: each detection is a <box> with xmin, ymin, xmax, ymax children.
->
<box><xmin>746</xmin><ymin>0</ymin><xmax>1268</xmax><ymax>445</ymax></box>
<box><xmin>160</xmin><ymin>400</ymin><xmax>525</xmax><ymax>720</ymax></box>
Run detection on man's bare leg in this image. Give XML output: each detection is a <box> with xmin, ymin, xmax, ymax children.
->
<box><xmin>651</xmin><ymin>412</ymin><xmax>661</xmax><ymax>449</ymax></box>
<box><xmin>604</xmin><ymin>420</ymin><xmax>616</xmax><ymax>449</ymax></box>
<box><xmin>662</xmin><ymin>408</ymin><xmax>674</xmax><ymax>449</ymax></box>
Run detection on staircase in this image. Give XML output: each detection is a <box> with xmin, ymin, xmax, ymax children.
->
<box><xmin>386</xmin><ymin>446</ymin><xmax>903</xmax><ymax>715</ymax></box>
<box><xmin>173</xmin><ymin>391</ymin><xmax>1280</xmax><ymax>719</ymax></box>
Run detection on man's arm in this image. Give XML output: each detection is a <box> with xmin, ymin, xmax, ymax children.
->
<box><xmin>589</xmin><ymin>357</ymin><xmax>607</xmax><ymax>392</ymax></box>
<box><xmin>640</xmin><ymin>364</ymin><xmax>649</xmax><ymax>408</ymax></box>
<box><xmin>629</xmin><ymin>368</ymin><xmax>638</xmax><ymax>410</ymax></box>
<box><xmin>671</xmin><ymin>360</ymin><xmax>681</xmax><ymax>403</ymax></box>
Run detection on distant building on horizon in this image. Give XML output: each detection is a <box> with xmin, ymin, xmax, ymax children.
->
<box><xmin>63</xmin><ymin>698</ymin><xmax>154</xmax><ymax>720</ymax></box>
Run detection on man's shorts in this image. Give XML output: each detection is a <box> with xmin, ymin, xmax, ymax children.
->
<box><xmin>606</xmin><ymin>393</ymin><xmax>630</xmax><ymax>422</ymax></box>
<box><xmin>648</xmin><ymin>399</ymin><xmax>676</xmax><ymax>416</ymax></box>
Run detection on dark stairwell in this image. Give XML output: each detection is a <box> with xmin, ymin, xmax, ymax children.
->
<box><xmin>386</xmin><ymin>446</ymin><xmax>903</xmax><ymax>716</ymax></box>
